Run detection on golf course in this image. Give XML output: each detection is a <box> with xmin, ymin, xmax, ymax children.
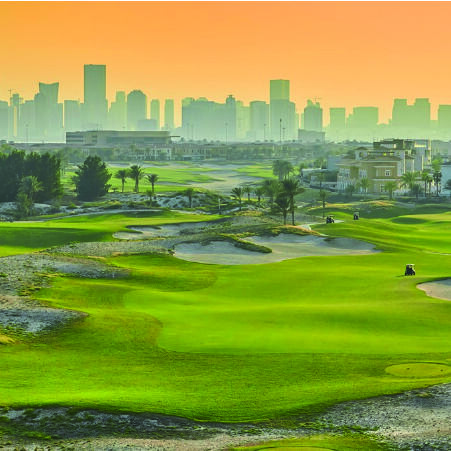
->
<box><xmin>0</xmin><ymin>203</ymin><xmax>450</xmax><ymax>449</ymax></box>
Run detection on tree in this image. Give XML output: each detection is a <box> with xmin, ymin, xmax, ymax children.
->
<box><xmin>231</xmin><ymin>187</ymin><xmax>243</xmax><ymax>211</ymax></box>
<box><xmin>73</xmin><ymin>156</ymin><xmax>111</xmax><ymax>201</ymax></box>
<box><xmin>345</xmin><ymin>183</ymin><xmax>356</xmax><ymax>199</ymax></box>
<box><xmin>272</xmin><ymin>160</ymin><xmax>293</xmax><ymax>181</ymax></box>
<box><xmin>146</xmin><ymin>173</ymin><xmax>159</xmax><ymax>196</ymax></box>
<box><xmin>184</xmin><ymin>187</ymin><xmax>195</xmax><ymax>208</ymax></box>
<box><xmin>384</xmin><ymin>181</ymin><xmax>398</xmax><ymax>201</ymax></box>
<box><xmin>298</xmin><ymin>163</ymin><xmax>306</xmax><ymax>180</ymax></box>
<box><xmin>316</xmin><ymin>172</ymin><xmax>325</xmax><ymax>190</ymax></box>
<box><xmin>421</xmin><ymin>170</ymin><xmax>433</xmax><ymax>197</ymax></box>
<box><xmin>16</xmin><ymin>176</ymin><xmax>43</xmax><ymax>218</ymax></box>
<box><xmin>262</xmin><ymin>179</ymin><xmax>280</xmax><ymax>205</ymax></box>
<box><xmin>319</xmin><ymin>190</ymin><xmax>328</xmax><ymax>218</ymax></box>
<box><xmin>242</xmin><ymin>185</ymin><xmax>252</xmax><ymax>202</ymax></box>
<box><xmin>400</xmin><ymin>171</ymin><xmax>419</xmax><ymax>194</ymax></box>
<box><xmin>129</xmin><ymin>165</ymin><xmax>144</xmax><ymax>193</ymax></box>
<box><xmin>254</xmin><ymin>186</ymin><xmax>265</xmax><ymax>206</ymax></box>
<box><xmin>359</xmin><ymin>177</ymin><xmax>370</xmax><ymax>198</ymax></box>
<box><xmin>433</xmin><ymin>170</ymin><xmax>442</xmax><ymax>197</ymax></box>
<box><xmin>281</xmin><ymin>177</ymin><xmax>304</xmax><ymax>225</ymax></box>
<box><xmin>115</xmin><ymin>169</ymin><xmax>128</xmax><ymax>193</ymax></box>
<box><xmin>411</xmin><ymin>183</ymin><xmax>422</xmax><ymax>201</ymax></box>
<box><xmin>273</xmin><ymin>193</ymin><xmax>290</xmax><ymax>225</ymax></box>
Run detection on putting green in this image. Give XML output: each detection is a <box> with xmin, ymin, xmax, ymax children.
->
<box><xmin>252</xmin><ymin>447</ymin><xmax>335</xmax><ymax>450</ymax></box>
<box><xmin>385</xmin><ymin>363</ymin><xmax>451</xmax><ymax>378</ymax></box>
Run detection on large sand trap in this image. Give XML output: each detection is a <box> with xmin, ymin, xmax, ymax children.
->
<box><xmin>114</xmin><ymin>221</ymin><xmax>215</xmax><ymax>240</ymax></box>
<box><xmin>418</xmin><ymin>279</ymin><xmax>451</xmax><ymax>301</ymax></box>
<box><xmin>174</xmin><ymin>234</ymin><xmax>377</xmax><ymax>265</ymax></box>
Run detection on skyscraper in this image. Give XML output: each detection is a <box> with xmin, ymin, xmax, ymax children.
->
<box><xmin>108</xmin><ymin>91</ymin><xmax>127</xmax><ymax>130</ymax></box>
<box><xmin>164</xmin><ymin>99</ymin><xmax>174</xmax><ymax>131</ymax></box>
<box><xmin>35</xmin><ymin>82</ymin><xmax>62</xmax><ymax>140</ymax></box>
<box><xmin>329</xmin><ymin>107</ymin><xmax>346</xmax><ymax>129</ymax></box>
<box><xmin>0</xmin><ymin>101</ymin><xmax>8</xmax><ymax>140</ymax></box>
<box><xmin>83</xmin><ymin>64</ymin><xmax>107</xmax><ymax>129</ymax></box>
<box><xmin>303</xmin><ymin>100</ymin><xmax>323</xmax><ymax>132</ymax></box>
<box><xmin>269</xmin><ymin>79</ymin><xmax>296</xmax><ymax>141</ymax></box>
<box><xmin>249</xmin><ymin>101</ymin><xmax>269</xmax><ymax>141</ymax></box>
<box><xmin>150</xmin><ymin>99</ymin><xmax>160</xmax><ymax>129</ymax></box>
<box><xmin>127</xmin><ymin>90</ymin><xmax>147</xmax><ymax>131</ymax></box>
<box><xmin>64</xmin><ymin>100</ymin><xmax>82</xmax><ymax>132</ymax></box>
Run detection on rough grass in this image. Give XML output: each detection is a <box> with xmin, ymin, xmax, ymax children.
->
<box><xmin>0</xmin><ymin>209</ymin><xmax>450</xmax><ymax>422</ymax></box>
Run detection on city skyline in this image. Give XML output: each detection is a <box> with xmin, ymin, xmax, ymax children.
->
<box><xmin>3</xmin><ymin>1</ymin><xmax>451</xmax><ymax>124</ymax></box>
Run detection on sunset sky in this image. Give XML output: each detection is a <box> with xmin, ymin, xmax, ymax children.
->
<box><xmin>2</xmin><ymin>1</ymin><xmax>451</xmax><ymax>124</ymax></box>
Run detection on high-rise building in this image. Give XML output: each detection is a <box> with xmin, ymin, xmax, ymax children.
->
<box><xmin>34</xmin><ymin>82</ymin><xmax>62</xmax><ymax>140</ymax></box>
<box><xmin>150</xmin><ymin>99</ymin><xmax>160</xmax><ymax>130</ymax></box>
<box><xmin>64</xmin><ymin>100</ymin><xmax>82</xmax><ymax>132</ymax></box>
<box><xmin>438</xmin><ymin>104</ymin><xmax>451</xmax><ymax>130</ymax></box>
<box><xmin>269</xmin><ymin>79</ymin><xmax>296</xmax><ymax>141</ymax></box>
<box><xmin>0</xmin><ymin>101</ymin><xmax>8</xmax><ymax>140</ymax></box>
<box><xmin>18</xmin><ymin>100</ymin><xmax>35</xmax><ymax>142</ymax></box>
<box><xmin>164</xmin><ymin>99</ymin><xmax>174</xmax><ymax>131</ymax></box>
<box><xmin>347</xmin><ymin>107</ymin><xmax>379</xmax><ymax>129</ymax></box>
<box><xmin>127</xmin><ymin>90</ymin><xmax>147</xmax><ymax>131</ymax></box>
<box><xmin>83</xmin><ymin>64</ymin><xmax>107</xmax><ymax>129</ymax></box>
<box><xmin>108</xmin><ymin>91</ymin><xmax>127</xmax><ymax>130</ymax></box>
<box><xmin>303</xmin><ymin>100</ymin><xmax>323</xmax><ymax>132</ymax></box>
<box><xmin>329</xmin><ymin>107</ymin><xmax>346</xmax><ymax>129</ymax></box>
<box><xmin>391</xmin><ymin>98</ymin><xmax>430</xmax><ymax>131</ymax></box>
<box><xmin>9</xmin><ymin>93</ymin><xmax>22</xmax><ymax>140</ymax></box>
<box><xmin>249</xmin><ymin>101</ymin><xmax>269</xmax><ymax>141</ymax></box>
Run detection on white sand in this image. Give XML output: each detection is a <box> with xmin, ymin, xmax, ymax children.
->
<box><xmin>174</xmin><ymin>234</ymin><xmax>377</xmax><ymax>265</ymax></box>
<box><xmin>418</xmin><ymin>279</ymin><xmax>451</xmax><ymax>301</ymax></box>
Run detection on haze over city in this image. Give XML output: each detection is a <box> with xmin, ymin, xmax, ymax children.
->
<box><xmin>3</xmin><ymin>1</ymin><xmax>451</xmax><ymax>124</ymax></box>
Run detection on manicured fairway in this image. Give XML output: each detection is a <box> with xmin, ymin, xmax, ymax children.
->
<box><xmin>0</xmin><ymin>210</ymin><xmax>450</xmax><ymax>422</ymax></box>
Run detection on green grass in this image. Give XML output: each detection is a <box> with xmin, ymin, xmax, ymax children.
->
<box><xmin>0</xmin><ymin>207</ymin><xmax>450</xmax><ymax>422</ymax></box>
<box><xmin>0</xmin><ymin>211</ymin><xmax>220</xmax><ymax>256</ymax></box>
<box><xmin>230</xmin><ymin>434</ymin><xmax>391</xmax><ymax>450</ymax></box>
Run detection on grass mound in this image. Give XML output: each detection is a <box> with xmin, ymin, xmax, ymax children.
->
<box><xmin>385</xmin><ymin>363</ymin><xmax>451</xmax><ymax>378</ymax></box>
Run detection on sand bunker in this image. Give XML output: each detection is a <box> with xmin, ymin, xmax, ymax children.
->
<box><xmin>114</xmin><ymin>221</ymin><xmax>215</xmax><ymax>240</ymax></box>
<box><xmin>174</xmin><ymin>234</ymin><xmax>377</xmax><ymax>265</ymax></box>
<box><xmin>418</xmin><ymin>279</ymin><xmax>451</xmax><ymax>301</ymax></box>
<box><xmin>385</xmin><ymin>363</ymin><xmax>451</xmax><ymax>378</ymax></box>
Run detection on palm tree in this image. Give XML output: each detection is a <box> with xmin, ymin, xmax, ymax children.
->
<box><xmin>146</xmin><ymin>173</ymin><xmax>159</xmax><ymax>196</ymax></box>
<box><xmin>272</xmin><ymin>160</ymin><xmax>293</xmax><ymax>181</ymax></box>
<box><xmin>359</xmin><ymin>177</ymin><xmax>370</xmax><ymax>198</ymax></box>
<box><xmin>421</xmin><ymin>170</ymin><xmax>432</xmax><ymax>198</ymax></box>
<box><xmin>19</xmin><ymin>175</ymin><xmax>43</xmax><ymax>202</ymax></box>
<box><xmin>432</xmin><ymin>170</ymin><xmax>442</xmax><ymax>197</ymax></box>
<box><xmin>319</xmin><ymin>190</ymin><xmax>328</xmax><ymax>218</ymax></box>
<box><xmin>262</xmin><ymin>179</ymin><xmax>280</xmax><ymax>205</ymax></box>
<box><xmin>384</xmin><ymin>181</ymin><xmax>398</xmax><ymax>201</ymax></box>
<box><xmin>242</xmin><ymin>185</ymin><xmax>252</xmax><ymax>202</ymax></box>
<box><xmin>411</xmin><ymin>183</ymin><xmax>422</xmax><ymax>201</ymax></box>
<box><xmin>184</xmin><ymin>187</ymin><xmax>195</xmax><ymax>208</ymax></box>
<box><xmin>316</xmin><ymin>172</ymin><xmax>325</xmax><ymax>190</ymax></box>
<box><xmin>231</xmin><ymin>187</ymin><xmax>243</xmax><ymax>211</ymax></box>
<box><xmin>115</xmin><ymin>169</ymin><xmax>128</xmax><ymax>193</ymax></box>
<box><xmin>128</xmin><ymin>165</ymin><xmax>144</xmax><ymax>193</ymax></box>
<box><xmin>400</xmin><ymin>171</ymin><xmax>419</xmax><ymax>194</ymax></box>
<box><xmin>254</xmin><ymin>186</ymin><xmax>265</xmax><ymax>206</ymax></box>
<box><xmin>281</xmin><ymin>177</ymin><xmax>304</xmax><ymax>225</ymax></box>
<box><xmin>345</xmin><ymin>183</ymin><xmax>356</xmax><ymax>199</ymax></box>
<box><xmin>273</xmin><ymin>193</ymin><xmax>290</xmax><ymax>225</ymax></box>
<box><xmin>298</xmin><ymin>163</ymin><xmax>306</xmax><ymax>181</ymax></box>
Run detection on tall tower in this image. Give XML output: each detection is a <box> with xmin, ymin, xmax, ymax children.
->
<box><xmin>150</xmin><ymin>99</ymin><xmax>160</xmax><ymax>129</ymax></box>
<box><xmin>127</xmin><ymin>90</ymin><xmax>147</xmax><ymax>131</ymax></box>
<box><xmin>269</xmin><ymin>79</ymin><xmax>295</xmax><ymax>141</ymax></box>
<box><xmin>164</xmin><ymin>99</ymin><xmax>174</xmax><ymax>131</ymax></box>
<box><xmin>83</xmin><ymin>64</ymin><xmax>107</xmax><ymax>129</ymax></box>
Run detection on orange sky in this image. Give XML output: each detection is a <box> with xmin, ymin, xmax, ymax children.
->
<box><xmin>2</xmin><ymin>1</ymin><xmax>451</xmax><ymax>124</ymax></box>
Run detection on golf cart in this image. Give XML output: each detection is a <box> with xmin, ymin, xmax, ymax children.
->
<box><xmin>326</xmin><ymin>215</ymin><xmax>335</xmax><ymax>224</ymax></box>
<box><xmin>405</xmin><ymin>264</ymin><xmax>416</xmax><ymax>276</ymax></box>
<box><xmin>353</xmin><ymin>211</ymin><xmax>360</xmax><ymax>220</ymax></box>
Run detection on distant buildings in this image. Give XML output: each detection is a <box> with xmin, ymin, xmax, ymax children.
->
<box><xmin>83</xmin><ymin>64</ymin><xmax>107</xmax><ymax>129</ymax></box>
<box><xmin>164</xmin><ymin>99</ymin><xmax>174</xmax><ymax>131</ymax></box>
<box><xmin>127</xmin><ymin>90</ymin><xmax>147</xmax><ymax>131</ymax></box>
<box><xmin>269</xmin><ymin>79</ymin><xmax>297</xmax><ymax>141</ymax></box>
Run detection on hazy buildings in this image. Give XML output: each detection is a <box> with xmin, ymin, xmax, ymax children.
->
<box><xmin>302</xmin><ymin>100</ymin><xmax>323</xmax><ymax>132</ymax></box>
<box><xmin>150</xmin><ymin>99</ymin><xmax>160</xmax><ymax>130</ymax></box>
<box><xmin>269</xmin><ymin>79</ymin><xmax>297</xmax><ymax>141</ymax></box>
<box><xmin>0</xmin><ymin>101</ymin><xmax>8</xmax><ymax>139</ymax></box>
<box><xmin>329</xmin><ymin>107</ymin><xmax>346</xmax><ymax>130</ymax></box>
<box><xmin>438</xmin><ymin>104</ymin><xmax>451</xmax><ymax>130</ymax></box>
<box><xmin>83</xmin><ymin>64</ymin><xmax>107</xmax><ymax>129</ymax></box>
<box><xmin>64</xmin><ymin>100</ymin><xmax>82</xmax><ymax>132</ymax></box>
<box><xmin>127</xmin><ymin>90</ymin><xmax>147</xmax><ymax>131</ymax></box>
<box><xmin>164</xmin><ymin>99</ymin><xmax>174</xmax><ymax>131</ymax></box>
<box><xmin>249</xmin><ymin>101</ymin><xmax>269</xmax><ymax>141</ymax></box>
<box><xmin>108</xmin><ymin>91</ymin><xmax>127</xmax><ymax>130</ymax></box>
